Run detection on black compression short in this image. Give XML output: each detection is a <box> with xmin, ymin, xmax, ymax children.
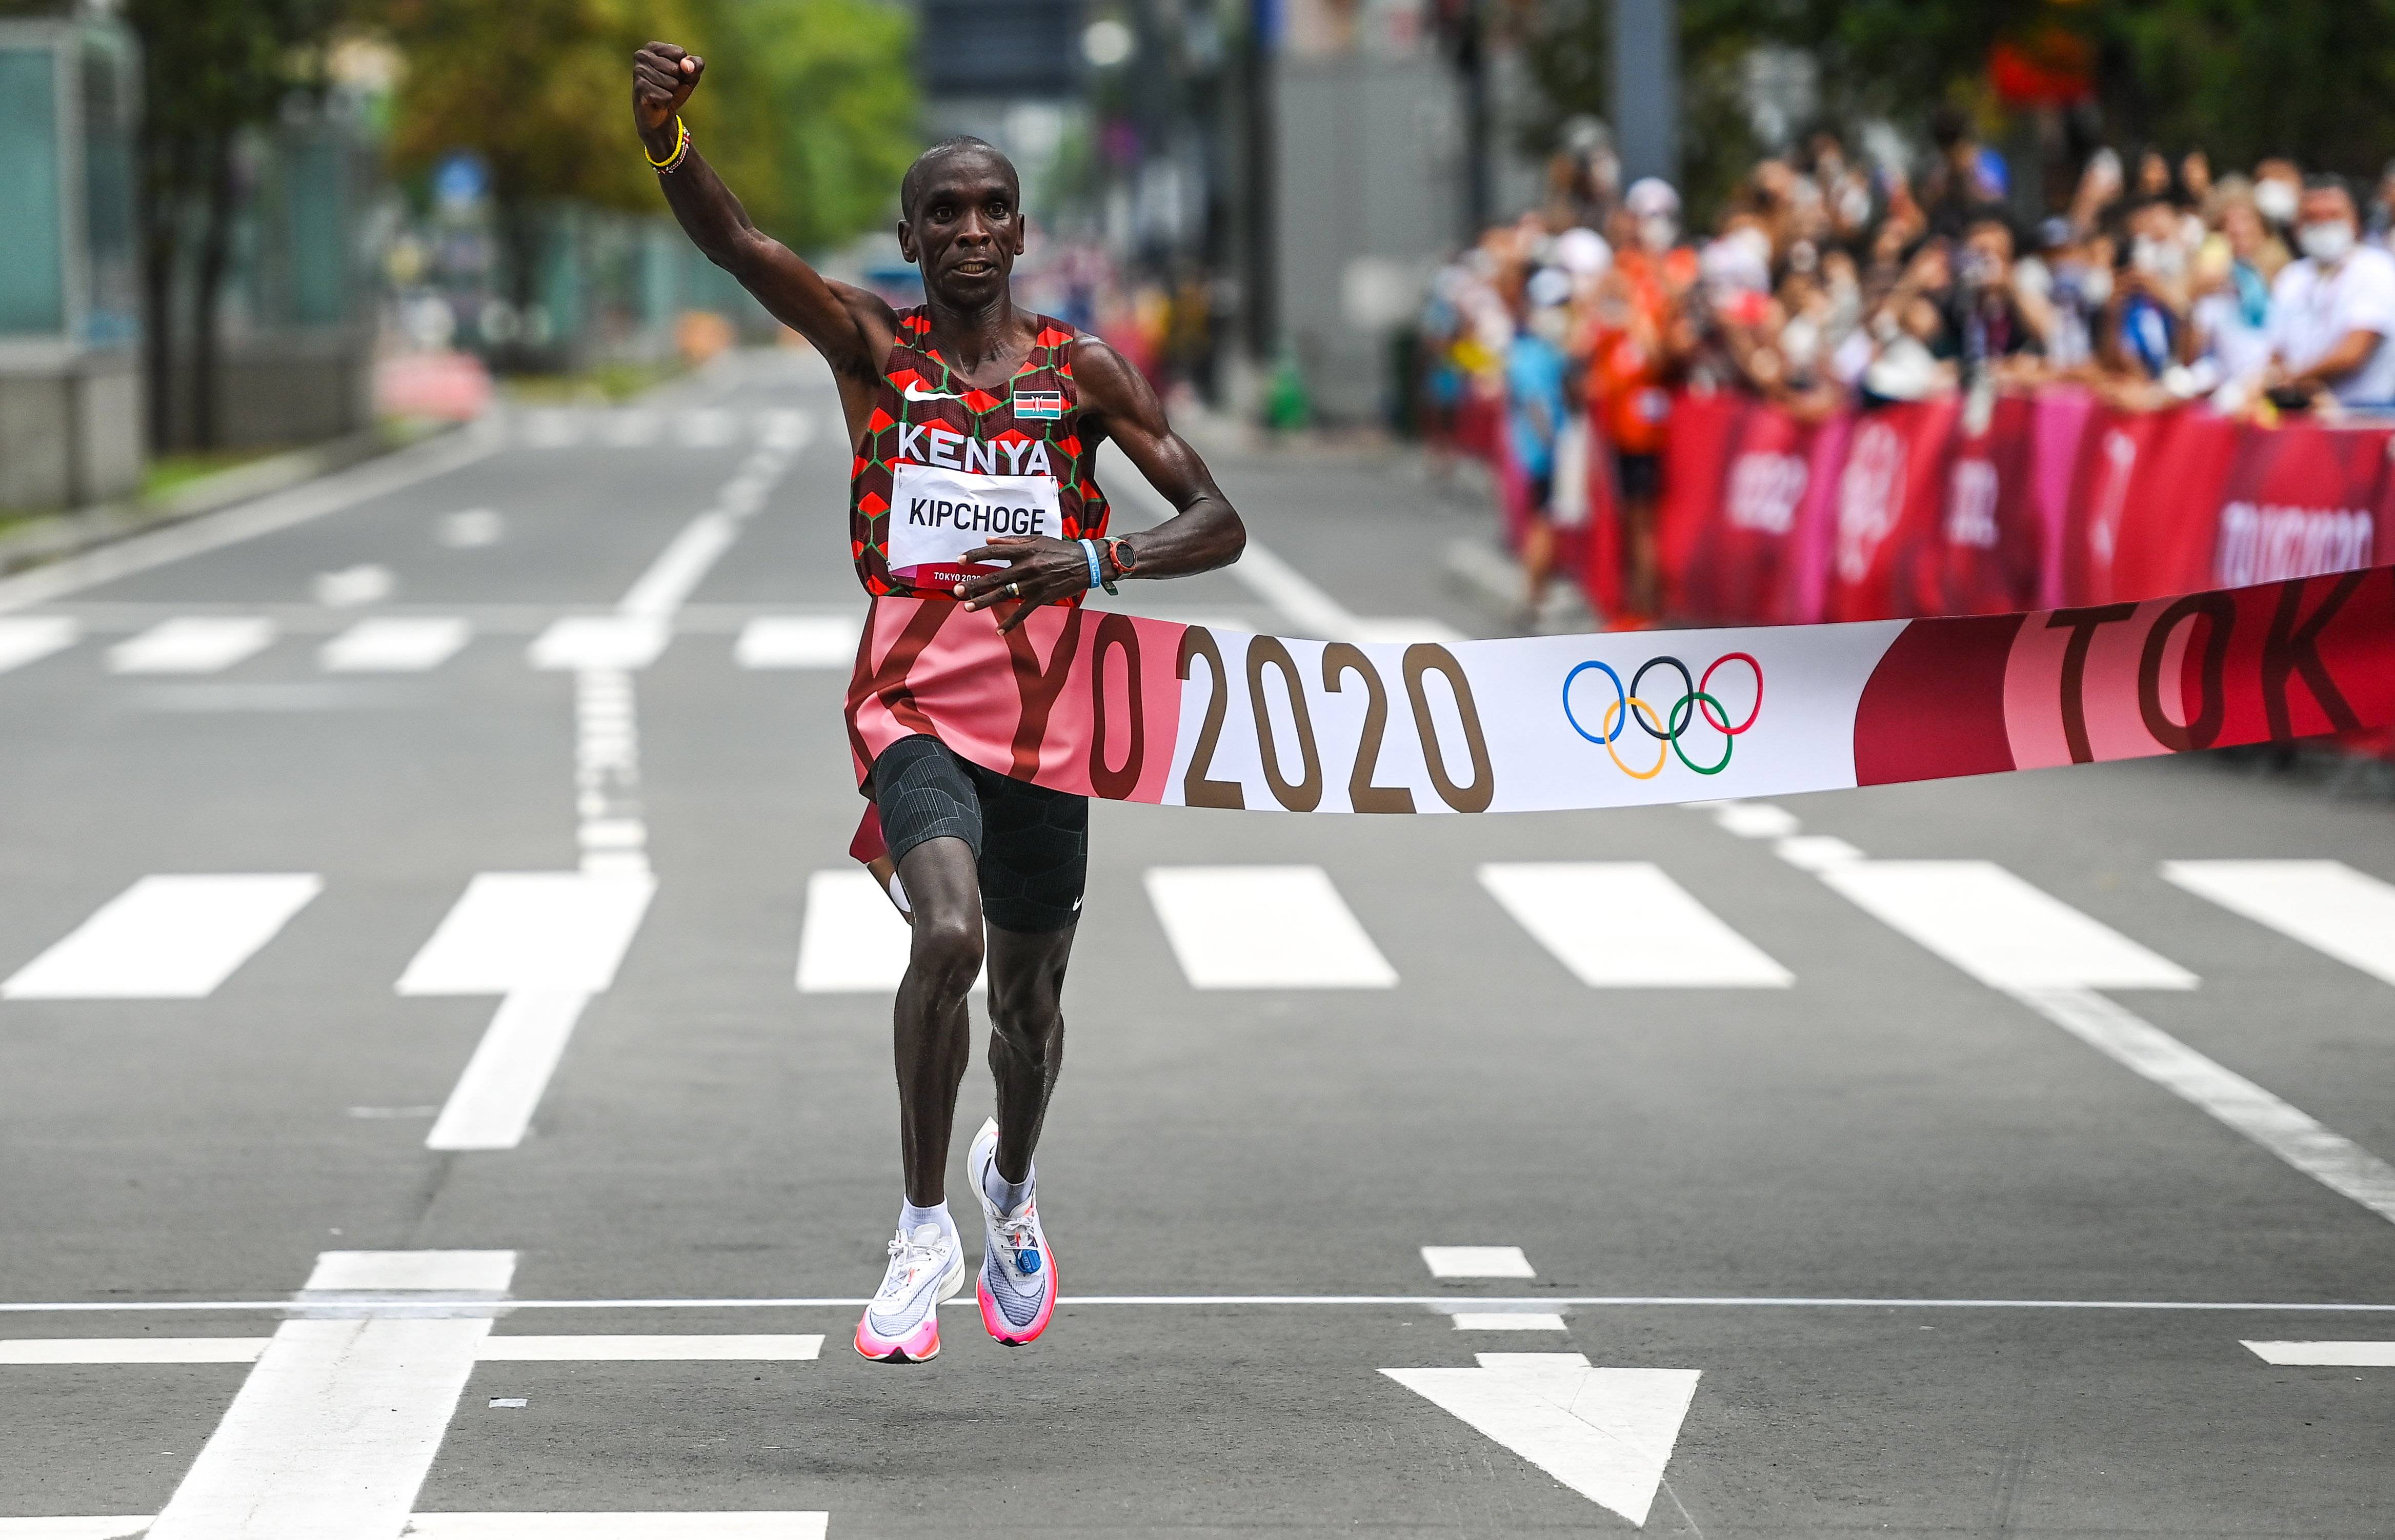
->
<box><xmin>869</xmin><ymin>734</ymin><xmax>1088</xmax><ymax>934</ymax></box>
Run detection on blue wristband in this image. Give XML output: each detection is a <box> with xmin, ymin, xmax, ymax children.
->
<box><xmin>1079</xmin><ymin>538</ymin><xmax>1103</xmax><ymax>590</ymax></box>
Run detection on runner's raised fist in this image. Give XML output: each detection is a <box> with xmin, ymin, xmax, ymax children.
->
<box><xmin>632</xmin><ymin>42</ymin><xmax>705</xmax><ymax>140</ymax></box>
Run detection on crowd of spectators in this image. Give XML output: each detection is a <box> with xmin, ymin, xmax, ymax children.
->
<box><xmin>1418</xmin><ymin>110</ymin><xmax>2395</xmax><ymax>624</ymax></box>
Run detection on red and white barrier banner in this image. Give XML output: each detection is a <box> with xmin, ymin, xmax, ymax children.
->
<box><xmin>1595</xmin><ymin>389</ymin><xmax>2395</xmax><ymax>630</ymax></box>
<box><xmin>846</xmin><ymin>565</ymin><xmax>2395</xmax><ymax>829</ymax></box>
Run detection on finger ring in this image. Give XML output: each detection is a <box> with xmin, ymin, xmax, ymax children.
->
<box><xmin>1006</xmin><ymin>582</ymin><xmax>1021</xmax><ymax>598</ymax></box>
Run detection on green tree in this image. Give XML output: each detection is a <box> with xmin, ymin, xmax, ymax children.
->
<box><xmin>692</xmin><ymin>0</ymin><xmax>919</xmax><ymax>255</ymax></box>
<box><xmin>382</xmin><ymin>0</ymin><xmax>917</xmax><ymax>317</ymax></box>
<box><xmin>0</xmin><ymin>0</ymin><xmax>357</xmax><ymax>448</ymax></box>
<box><xmin>1520</xmin><ymin>0</ymin><xmax>2395</xmax><ymax>215</ymax></box>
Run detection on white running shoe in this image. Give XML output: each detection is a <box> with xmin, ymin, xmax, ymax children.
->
<box><xmin>967</xmin><ymin>1117</ymin><xmax>1057</xmax><ymax>1346</ymax></box>
<box><xmin>854</xmin><ymin>1221</ymin><xmax>965</xmax><ymax>1363</ymax></box>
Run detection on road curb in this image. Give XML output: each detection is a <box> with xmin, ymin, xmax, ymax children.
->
<box><xmin>0</xmin><ymin>420</ymin><xmax>463</xmax><ymax>580</ymax></box>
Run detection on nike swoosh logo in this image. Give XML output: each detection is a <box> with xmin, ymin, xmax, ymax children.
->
<box><xmin>902</xmin><ymin>381</ymin><xmax>962</xmax><ymax>402</ymax></box>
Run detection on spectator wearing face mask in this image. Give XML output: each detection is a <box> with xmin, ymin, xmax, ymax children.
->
<box><xmin>2187</xmin><ymin>184</ymin><xmax>2282</xmax><ymax>401</ymax></box>
<box><xmin>2252</xmin><ymin>160</ymin><xmax>2305</xmax><ymax>236</ymax></box>
<box><xmin>2265</xmin><ymin>176</ymin><xmax>2395</xmax><ymax>411</ymax></box>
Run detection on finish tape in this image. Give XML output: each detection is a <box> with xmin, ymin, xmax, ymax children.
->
<box><xmin>843</xmin><ymin>564</ymin><xmax>2395</xmax><ymax>838</ymax></box>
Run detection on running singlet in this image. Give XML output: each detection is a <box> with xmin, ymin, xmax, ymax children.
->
<box><xmin>850</xmin><ymin>307</ymin><xmax>1111</xmax><ymax>601</ymax></box>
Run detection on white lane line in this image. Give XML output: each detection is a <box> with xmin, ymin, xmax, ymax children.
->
<box><xmin>1479</xmin><ymin>862</ymin><xmax>1792</xmax><ymax>987</ymax></box>
<box><xmin>2243</xmin><ymin>1341</ymin><xmax>2395</xmax><ymax>1366</ymax></box>
<box><xmin>1422</xmin><ymin>1246</ymin><xmax>1536</xmax><ymax>1279</ymax></box>
<box><xmin>399</xmin><ymin>873</ymin><xmax>656</xmax><ymax>997</ymax></box>
<box><xmin>405</xmin><ymin>1518</ymin><xmax>828</xmax><ymax>1539</ymax></box>
<box><xmin>2011</xmin><ymin>985</ymin><xmax>2395</xmax><ymax>1224</ymax></box>
<box><xmin>422</xmin><ymin>991</ymin><xmax>593</xmax><ymax>1152</ymax></box>
<box><xmin>1450</xmin><ymin>1313</ymin><xmax>1569</xmax><ymax>1331</ymax></box>
<box><xmin>312</xmin><ymin>563</ymin><xmax>395</xmax><ymax>607</ymax></box>
<box><xmin>597</xmin><ymin>408</ymin><xmax>663</xmax><ymax>448</ymax></box>
<box><xmin>529</xmin><ymin>616</ymin><xmax>668</xmax><ymax>671</ymax></box>
<box><xmin>3</xmin><ymin>875</ymin><xmax>321</xmax><ymax>1000</ymax></box>
<box><xmin>145</xmin><ymin>1250</ymin><xmax>513</xmax><ymax>1540</ymax></box>
<box><xmin>399</xmin><ymin>873</ymin><xmax>655</xmax><ymax>1151</ymax></box>
<box><xmin>795</xmin><ymin>869</ymin><xmax>984</xmax><ymax>994</ymax></box>
<box><xmin>476</xmin><ymin>1335</ymin><xmax>823</xmax><ymax>1361</ymax></box>
<box><xmin>673</xmin><ymin>409</ymin><xmax>739</xmax><ymax>448</ymax></box>
<box><xmin>574</xmin><ymin>670</ymin><xmax>647</xmax><ymax>876</ymax></box>
<box><xmin>436</xmin><ymin>509</ymin><xmax>504</xmax><ymax>549</ymax></box>
<box><xmin>1711</xmin><ymin>801</ymin><xmax>1801</xmax><ymax>839</ymax></box>
<box><xmin>107</xmin><ymin>617</ymin><xmax>277</xmax><ymax>674</ymax></box>
<box><xmin>3</xmin><ymin>1332</ymin><xmax>822</xmax><ymax>1365</ymax></box>
<box><xmin>0</xmin><ymin>430</ymin><xmax>497</xmax><ymax>615</ymax></box>
<box><xmin>0</xmin><ymin>1338</ymin><xmax>268</xmax><ymax>1363</ymax></box>
<box><xmin>2162</xmin><ymin>860</ymin><xmax>2395</xmax><ymax>988</ymax></box>
<box><xmin>619</xmin><ymin>513</ymin><xmax>740</xmax><ymax>621</ymax></box>
<box><xmin>1383</xmin><ymin>1353</ymin><xmax>1699</xmax><ymax>1527</ymax></box>
<box><xmin>5</xmin><ymin>1292</ymin><xmax>2393</xmax><ymax>1315</ymax></box>
<box><xmin>321</xmin><ymin>617</ymin><xmax>470</xmax><ymax>673</ymax></box>
<box><xmin>0</xmin><ymin>1518</ymin><xmax>830</xmax><ymax>1539</ymax></box>
<box><xmin>1108</xmin><ymin>471</ymin><xmax>1451</xmax><ymax>642</ymax></box>
<box><xmin>1143</xmin><ymin>866</ymin><xmax>1396</xmax><ymax>989</ymax></box>
<box><xmin>1819</xmin><ymin>860</ymin><xmax>2197</xmax><ymax>991</ymax></box>
<box><xmin>0</xmin><ymin>615</ymin><xmax>78</xmax><ymax>673</ymax></box>
<box><xmin>735</xmin><ymin>615</ymin><xmax>862</xmax><ymax>669</ymax></box>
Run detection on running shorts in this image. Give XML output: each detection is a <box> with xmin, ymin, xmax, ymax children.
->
<box><xmin>869</xmin><ymin>734</ymin><xmax>1088</xmax><ymax>934</ymax></box>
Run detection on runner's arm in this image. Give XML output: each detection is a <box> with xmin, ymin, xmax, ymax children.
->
<box><xmin>957</xmin><ymin>337</ymin><xmax>1246</xmax><ymax>629</ymax></box>
<box><xmin>633</xmin><ymin>43</ymin><xmax>891</xmax><ymax>384</ymax></box>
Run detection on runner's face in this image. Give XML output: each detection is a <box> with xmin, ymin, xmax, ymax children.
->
<box><xmin>903</xmin><ymin>154</ymin><xmax>1024</xmax><ymax>307</ymax></box>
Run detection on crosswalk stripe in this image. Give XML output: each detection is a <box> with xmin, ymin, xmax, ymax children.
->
<box><xmin>1422</xmin><ymin>1246</ymin><xmax>1536</xmax><ymax>1278</ymax></box>
<box><xmin>735</xmin><ymin>615</ymin><xmax>862</xmax><ymax>669</ymax></box>
<box><xmin>107</xmin><ymin>617</ymin><xmax>276</xmax><ymax>674</ymax></box>
<box><xmin>2162</xmin><ymin>860</ymin><xmax>2395</xmax><ymax>988</ymax></box>
<box><xmin>399</xmin><ymin>873</ymin><xmax>657</xmax><ymax>997</ymax></box>
<box><xmin>1143</xmin><ymin>865</ymin><xmax>1397</xmax><ymax>989</ymax></box>
<box><xmin>597</xmin><ymin>409</ymin><xmax>662</xmax><ymax>447</ymax></box>
<box><xmin>1814</xmin><ymin>859</ymin><xmax>2395</xmax><ymax>1225</ymax></box>
<box><xmin>145</xmin><ymin>1252</ymin><xmax>512</xmax><ymax>1540</ymax></box>
<box><xmin>794</xmin><ymin>869</ymin><xmax>983</xmax><ymax>994</ymax></box>
<box><xmin>2</xmin><ymin>875</ymin><xmax>322</xmax><ymax>1000</ymax></box>
<box><xmin>1819</xmin><ymin>860</ymin><xmax>2196</xmax><ymax>991</ymax></box>
<box><xmin>2242</xmin><ymin>1340</ymin><xmax>2395</xmax><ymax>1366</ymax></box>
<box><xmin>320</xmin><ymin>617</ymin><xmax>471</xmax><ymax>673</ymax></box>
<box><xmin>1478</xmin><ymin>862</ymin><xmax>1792</xmax><ymax>987</ymax></box>
<box><xmin>0</xmin><ymin>615</ymin><xmax>77</xmax><ymax>673</ymax></box>
<box><xmin>529</xmin><ymin>617</ymin><xmax>670</xmax><ymax>672</ymax></box>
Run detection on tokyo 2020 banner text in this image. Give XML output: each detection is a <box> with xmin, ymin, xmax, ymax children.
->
<box><xmin>844</xmin><ymin>564</ymin><xmax>2395</xmax><ymax>828</ymax></box>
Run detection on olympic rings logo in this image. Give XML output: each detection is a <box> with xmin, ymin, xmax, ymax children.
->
<box><xmin>1561</xmin><ymin>653</ymin><xmax>1764</xmax><ymax>779</ymax></box>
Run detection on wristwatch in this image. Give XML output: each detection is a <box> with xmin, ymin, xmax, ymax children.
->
<box><xmin>1102</xmin><ymin>536</ymin><xmax>1138</xmax><ymax>592</ymax></box>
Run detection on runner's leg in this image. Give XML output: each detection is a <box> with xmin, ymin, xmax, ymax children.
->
<box><xmin>893</xmin><ymin>835</ymin><xmax>981</xmax><ymax>1204</ymax></box>
<box><xmin>985</xmin><ymin>921</ymin><xmax>1074</xmax><ymax>1184</ymax></box>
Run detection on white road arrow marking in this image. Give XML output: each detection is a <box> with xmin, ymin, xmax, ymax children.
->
<box><xmin>1383</xmin><ymin>1351</ymin><xmax>1699</xmax><ymax>1527</ymax></box>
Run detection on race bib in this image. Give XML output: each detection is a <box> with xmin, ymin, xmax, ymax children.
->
<box><xmin>887</xmin><ymin>461</ymin><xmax>1063</xmax><ymax>587</ymax></box>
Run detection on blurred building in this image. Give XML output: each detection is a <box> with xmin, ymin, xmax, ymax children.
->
<box><xmin>0</xmin><ymin>13</ymin><xmax>140</xmax><ymax>509</ymax></box>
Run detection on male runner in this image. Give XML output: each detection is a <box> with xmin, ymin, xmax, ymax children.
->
<box><xmin>633</xmin><ymin>42</ymin><xmax>1246</xmax><ymax>1363</ymax></box>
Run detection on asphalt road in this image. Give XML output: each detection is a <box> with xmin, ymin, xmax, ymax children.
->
<box><xmin>2</xmin><ymin>351</ymin><xmax>2391</xmax><ymax>1538</ymax></box>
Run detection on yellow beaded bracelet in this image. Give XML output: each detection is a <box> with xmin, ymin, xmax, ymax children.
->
<box><xmin>645</xmin><ymin>115</ymin><xmax>691</xmax><ymax>173</ymax></box>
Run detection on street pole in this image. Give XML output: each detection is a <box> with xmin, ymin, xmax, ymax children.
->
<box><xmin>1611</xmin><ymin>0</ymin><xmax>1678</xmax><ymax>187</ymax></box>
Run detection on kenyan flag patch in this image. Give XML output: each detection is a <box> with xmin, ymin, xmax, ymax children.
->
<box><xmin>1014</xmin><ymin>390</ymin><xmax>1065</xmax><ymax>421</ymax></box>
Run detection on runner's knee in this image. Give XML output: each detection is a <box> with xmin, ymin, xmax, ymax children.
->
<box><xmin>909</xmin><ymin>911</ymin><xmax>983</xmax><ymax>995</ymax></box>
